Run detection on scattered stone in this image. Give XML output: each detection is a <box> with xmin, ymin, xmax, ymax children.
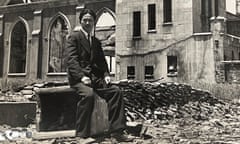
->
<box><xmin>0</xmin><ymin>80</ymin><xmax>240</xmax><ymax>143</ymax></box>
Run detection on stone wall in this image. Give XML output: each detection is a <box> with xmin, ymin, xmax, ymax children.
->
<box><xmin>118</xmin><ymin>34</ymin><xmax>216</xmax><ymax>83</ymax></box>
<box><xmin>200</xmin><ymin>33</ymin><xmax>240</xmax><ymax>84</ymax></box>
<box><xmin>223</xmin><ymin>34</ymin><xmax>240</xmax><ymax>61</ymax></box>
<box><xmin>116</xmin><ymin>0</ymin><xmax>194</xmax><ymax>81</ymax></box>
<box><xmin>116</xmin><ymin>0</ymin><xmax>193</xmax><ymax>57</ymax></box>
<box><xmin>215</xmin><ymin>62</ymin><xmax>226</xmax><ymax>83</ymax></box>
<box><xmin>116</xmin><ymin>0</ymin><xmax>230</xmax><ymax>84</ymax></box>
<box><xmin>223</xmin><ymin>61</ymin><xmax>240</xmax><ymax>84</ymax></box>
<box><xmin>216</xmin><ymin>32</ymin><xmax>240</xmax><ymax>83</ymax></box>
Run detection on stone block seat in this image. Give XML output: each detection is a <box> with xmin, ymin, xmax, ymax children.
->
<box><xmin>35</xmin><ymin>86</ymin><xmax>109</xmax><ymax>136</ymax></box>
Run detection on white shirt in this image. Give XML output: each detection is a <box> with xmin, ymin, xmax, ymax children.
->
<box><xmin>80</xmin><ymin>26</ymin><xmax>92</xmax><ymax>46</ymax></box>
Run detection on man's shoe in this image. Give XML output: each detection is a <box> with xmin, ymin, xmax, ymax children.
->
<box><xmin>111</xmin><ymin>132</ymin><xmax>134</xmax><ymax>142</ymax></box>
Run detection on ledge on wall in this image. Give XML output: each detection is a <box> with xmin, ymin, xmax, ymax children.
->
<box><xmin>167</xmin><ymin>72</ymin><xmax>178</xmax><ymax>77</ymax></box>
<box><xmin>162</xmin><ymin>22</ymin><xmax>173</xmax><ymax>26</ymax></box>
<box><xmin>132</xmin><ymin>36</ymin><xmax>141</xmax><ymax>40</ymax></box>
<box><xmin>221</xmin><ymin>61</ymin><xmax>240</xmax><ymax>64</ymax></box>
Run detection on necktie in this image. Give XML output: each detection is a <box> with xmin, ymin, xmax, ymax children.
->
<box><xmin>87</xmin><ymin>34</ymin><xmax>91</xmax><ymax>46</ymax></box>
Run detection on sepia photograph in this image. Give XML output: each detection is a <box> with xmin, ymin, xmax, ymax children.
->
<box><xmin>0</xmin><ymin>0</ymin><xmax>240</xmax><ymax>143</ymax></box>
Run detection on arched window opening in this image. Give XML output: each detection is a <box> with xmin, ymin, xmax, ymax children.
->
<box><xmin>48</xmin><ymin>16</ymin><xmax>69</xmax><ymax>73</ymax></box>
<box><xmin>9</xmin><ymin>21</ymin><xmax>27</xmax><ymax>73</ymax></box>
<box><xmin>95</xmin><ymin>10</ymin><xmax>116</xmax><ymax>42</ymax></box>
<box><xmin>95</xmin><ymin>9</ymin><xmax>116</xmax><ymax>75</ymax></box>
<box><xmin>96</xmin><ymin>11</ymin><xmax>115</xmax><ymax>28</ymax></box>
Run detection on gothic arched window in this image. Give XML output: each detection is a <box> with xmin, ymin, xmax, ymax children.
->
<box><xmin>9</xmin><ymin>21</ymin><xmax>27</xmax><ymax>73</ymax></box>
<box><xmin>48</xmin><ymin>16</ymin><xmax>69</xmax><ymax>73</ymax></box>
<box><xmin>96</xmin><ymin>11</ymin><xmax>115</xmax><ymax>28</ymax></box>
<box><xmin>95</xmin><ymin>9</ymin><xmax>116</xmax><ymax>74</ymax></box>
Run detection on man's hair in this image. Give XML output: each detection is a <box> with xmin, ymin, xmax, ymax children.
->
<box><xmin>79</xmin><ymin>9</ymin><xmax>96</xmax><ymax>21</ymax></box>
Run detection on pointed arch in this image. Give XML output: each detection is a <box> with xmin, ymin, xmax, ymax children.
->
<box><xmin>96</xmin><ymin>7</ymin><xmax>116</xmax><ymax>21</ymax></box>
<box><xmin>47</xmin><ymin>12</ymin><xmax>71</xmax><ymax>73</ymax></box>
<box><xmin>96</xmin><ymin>7</ymin><xmax>116</xmax><ymax>28</ymax></box>
<box><xmin>8</xmin><ymin>17</ymin><xmax>30</xmax><ymax>74</ymax></box>
<box><xmin>48</xmin><ymin>12</ymin><xmax>71</xmax><ymax>35</ymax></box>
<box><xmin>9</xmin><ymin>16</ymin><xmax>31</xmax><ymax>45</ymax></box>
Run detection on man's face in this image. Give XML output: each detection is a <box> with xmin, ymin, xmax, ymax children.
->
<box><xmin>80</xmin><ymin>13</ymin><xmax>94</xmax><ymax>34</ymax></box>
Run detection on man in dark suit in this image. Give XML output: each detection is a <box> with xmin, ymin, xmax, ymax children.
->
<box><xmin>66</xmin><ymin>9</ymin><xmax>133</xmax><ymax>143</ymax></box>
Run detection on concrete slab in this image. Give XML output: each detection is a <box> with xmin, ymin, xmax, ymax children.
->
<box><xmin>33</xmin><ymin>130</ymin><xmax>75</xmax><ymax>140</ymax></box>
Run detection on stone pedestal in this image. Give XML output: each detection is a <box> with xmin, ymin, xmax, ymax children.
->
<box><xmin>36</xmin><ymin>86</ymin><xmax>109</xmax><ymax>136</ymax></box>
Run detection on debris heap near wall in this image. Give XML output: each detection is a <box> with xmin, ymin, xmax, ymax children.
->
<box><xmin>116</xmin><ymin>80</ymin><xmax>227</xmax><ymax>121</ymax></box>
<box><xmin>0</xmin><ymin>79</ymin><xmax>234</xmax><ymax>123</ymax></box>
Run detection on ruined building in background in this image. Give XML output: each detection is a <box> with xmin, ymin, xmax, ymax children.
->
<box><xmin>0</xmin><ymin>0</ymin><xmax>116</xmax><ymax>87</ymax></box>
<box><xmin>0</xmin><ymin>0</ymin><xmax>240</xmax><ymax>87</ymax></box>
<box><xmin>116</xmin><ymin>0</ymin><xmax>240</xmax><ymax>84</ymax></box>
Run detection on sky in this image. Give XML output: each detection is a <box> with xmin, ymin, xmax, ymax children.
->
<box><xmin>96</xmin><ymin>12</ymin><xmax>115</xmax><ymax>27</ymax></box>
<box><xmin>226</xmin><ymin>0</ymin><xmax>236</xmax><ymax>14</ymax></box>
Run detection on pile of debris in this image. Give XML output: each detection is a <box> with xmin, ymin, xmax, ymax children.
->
<box><xmin>115</xmin><ymin>80</ymin><xmax>227</xmax><ymax>121</ymax></box>
<box><xmin>1</xmin><ymin>79</ymin><xmax>229</xmax><ymax>123</ymax></box>
<box><xmin>0</xmin><ymin>81</ymin><xmax>69</xmax><ymax>102</ymax></box>
<box><xmin>0</xmin><ymin>80</ymin><xmax>240</xmax><ymax>143</ymax></box>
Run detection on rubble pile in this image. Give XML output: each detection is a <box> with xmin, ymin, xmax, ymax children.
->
<box><xmin>0</xmin><ymin>81</ymin><xmax>69</xmax><ymax>102</ymax></box>
<box><xmin>0</xmin><ymin>91</ymin><xmax>26</xmax><ymax>102</ymax></box>
<box><xmin>116</xmin><ymin>80</ymin><xmax>226</xmax><ymax>121</ymax></box>
<box><xmin>0</xmin><ymin>80</ymin><xmax>240</xmax><ymax>143</ymax></box>
<box><xmin>0</xmin><ymin>80</ymin><xmax>228</xmax><ymax>122</ymax></box>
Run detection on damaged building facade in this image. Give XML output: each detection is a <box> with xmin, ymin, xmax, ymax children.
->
<box><xmin>0</xmin><ymin>0</ymin><xmax>116</xmax><ymax>87</ymax></box>
<box><xmin>0</xmin><ymin>0</ymin><xmax>240</xmax><ymax>88</ymax></box>
<box><xmin>116</xmin><ymin>0</ymin><xmax>240</xmax><ymax>84</ymax></box>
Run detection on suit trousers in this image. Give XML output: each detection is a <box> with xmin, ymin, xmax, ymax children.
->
<box><xmin>71</xmin><ymin>82</ymin><xmax>126</xmax><ymax>138</ymax></box>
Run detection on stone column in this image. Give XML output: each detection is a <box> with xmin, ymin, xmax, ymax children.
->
<box><xmin>74</xmin><ymin>4</ymin><xmax>85</xmax><ymax>31</ymax></box>
<box><xmin>0</xmin><ymin>15</ymin><xmax>3</xmax><ymax>77</ymax></box>
<box><xmin>0</xmin><ymin>14</ymin><xmax>8</xmax><ymax>90</ymax></box>
<box><xmin>210</xmin><ymin>16</ymin><xmax>226</xmax><ymax>83</ymax></box>
<box><xmin>30</xmin><ymin>10</ymin><xmax>42</xmax><ymax>79</ymax></box>
<box><xmin>236</xmin><ymin>0</ymin><xmax>240</xmax><ymax>15</ymax></box>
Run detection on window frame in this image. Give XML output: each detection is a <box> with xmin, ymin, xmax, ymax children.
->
<box><xmin>8</xmin><ymin>20</ymin><xmax>28</xmax><ymax>76</ymax></box>
<box><xmin>127</xmin><ymin>66</ymin><xmax>135</xmax><ymax>79</ymax></box>
<box><xmin>167</xmin><ymin>55</ymin><xmax>178</xmax><ymax>77</ymax></box>
<box><xmin>148</xmin><ymin>4</ymin><xmax>156</xmax><ymax>31</ymax></box>
<box><xmin>163</xmin><ymin>0</ymin><xmax>172</xmax><ymax>23</ymax></box>
<box><xmin>144</xmin><ymin>65</ymin><xmax>154</xmax><ymax>80</ymax></box>
<box><xmin>214</xmin><ymin>0</ymin><xmax>219</xmax><ymax>17</ymax></box>
<box><xmin>133</xmin><ymin>11</ymin><xmax>141</xmax><ymax>39</ymax></box>
<box><xmin>47</xmin><ymin>14</ymin><xmax>71</xmax><ymax>75</ymax></box>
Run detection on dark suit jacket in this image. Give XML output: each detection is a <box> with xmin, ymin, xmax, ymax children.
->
<box><xmin>66</xmin><ymin>30</ymin><xmax>110</xmax><ymax>86</ymax></box>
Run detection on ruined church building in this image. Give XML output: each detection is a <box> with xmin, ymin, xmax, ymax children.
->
<box><xmin>0</xmin><ymin>0</ymin><xmax>240</xmax><ymax>87</ymax></box>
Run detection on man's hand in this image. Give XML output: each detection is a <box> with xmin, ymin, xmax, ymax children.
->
<box><xmin>104</xmin><ymin>76</ymin><xmax>111</xmax><ymax>85</ymax></box>
<box><xmin>81</xmin><ymin>76</ymin><xmax>91</xmax><ymax>85</ymax></box>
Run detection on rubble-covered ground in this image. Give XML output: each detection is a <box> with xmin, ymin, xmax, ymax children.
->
<box><xmin>0</xmin><ymin>80</ymin><xmax>240</xmax><ymax>144</ymax></box>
